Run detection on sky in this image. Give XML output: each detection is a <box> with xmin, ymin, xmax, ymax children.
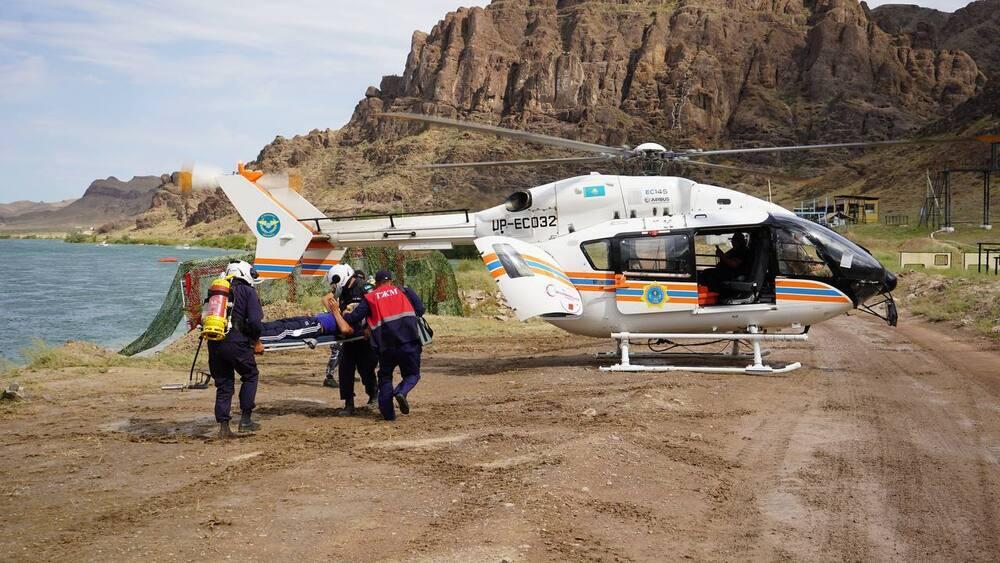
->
<box><xmin>0</xmin><ymin>0</ymin><xmax>975</xmax><ymax>203</ymax></box>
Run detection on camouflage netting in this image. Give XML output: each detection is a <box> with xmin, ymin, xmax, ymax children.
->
<box><xmin>119</xmin><ymin>248</ymin><xmax>462</xmax><ymax>356</ymax></box>
<box><xmin>346</xmin><ymin>248</ymin><xmax>463</xmax><ymax>316</ymax></box>
<box><xmin>119</xmin><ymin>252</ymin><xmax>252</xmax><ymax>356</ymax></box>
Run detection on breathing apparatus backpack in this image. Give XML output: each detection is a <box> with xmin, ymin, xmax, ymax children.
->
<box><xmin>201</xmin><ymin>275</ymin><xmax>234</xmax><ymax>341</ymax></box>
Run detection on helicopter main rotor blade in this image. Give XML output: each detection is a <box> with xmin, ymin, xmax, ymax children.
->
<box><xmin>378</xmin><ymin>112</ymin><xmax>632</xmax><ymax>157</ymax></box>
<box><xmin>682</xmin><ymin>160</ymin><xmax>809</xmax><ymax>180</ymax></box>
<box><xmin>415</xmin><ymin>155</ymin><xmax>614</xmax><ymax>169</ymax></box>
<box><xmin>685</xmin><ymin>136</ymin><xmax>978</xmax><ymax>158</ymax></box>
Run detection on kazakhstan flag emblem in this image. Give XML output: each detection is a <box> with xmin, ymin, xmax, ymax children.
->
<box><xmin>583</xmin><ymin>185</ymin><xmax>606</xmax><ymax>198</ymax></box>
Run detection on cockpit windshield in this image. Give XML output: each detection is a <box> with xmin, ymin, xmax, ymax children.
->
<box><xmin>769</xmin><ymin>215</ymin><xmax>883</xmax><ymax>283</ymax></box>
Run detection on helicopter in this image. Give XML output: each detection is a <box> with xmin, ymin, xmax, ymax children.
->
<box><xmin>183</xmin><ymin>113</ymin><xmax>989</xmax><ymax>374</ymax></box>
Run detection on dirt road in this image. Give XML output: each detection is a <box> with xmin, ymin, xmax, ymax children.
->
<box><xmin>2</xmin><ymin>314</ymin><xmax>999</xmax><ymax>562</ymax></box>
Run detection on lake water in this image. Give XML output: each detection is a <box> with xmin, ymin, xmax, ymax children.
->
<box><xmin>0</xmin><ymin>239</ymin><xmax>231</xmax><ymax>363</ymax></box>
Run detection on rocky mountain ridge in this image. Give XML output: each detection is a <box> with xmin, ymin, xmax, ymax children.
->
<box><xmin>347</xmin><ymin>0</ymin><xmax>983</xmax><ymax>147</ymax></box>
<box><xmin>872</xmin><ymin>1</ymin><xmax>1000</xmax><ymax>76</ymax></box>
<box><xmin>2</xmin><ymin>175</ymin><xmax>163</xmax><ymax>230</ymax></box>
<box><xmin>0</xmin><ymin>199</ymin><xmax>76</xmax><ymax>220</ymax></box>
<box><xmin>136</xmin><ymin>0</ymin><xmax>1000</xmax><ymax>235</ymax></box>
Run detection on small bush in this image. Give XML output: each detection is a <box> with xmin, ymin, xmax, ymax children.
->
<box><xmin>64</xmin><ymin>232</ymin><xmax>97</xmax><ymax>243</ymax></box>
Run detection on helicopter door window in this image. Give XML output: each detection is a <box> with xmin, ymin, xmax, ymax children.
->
<box><xmin>775</xmin><ymin>230</ymin><xmax>833</xmax><ymax>278</ymax></box>
<box><xmin>620</xmin><ymin>234</ymin><xmax>692</xmax><ymax>277</ymax></box>
<box><xmin>581</xmin><ymin>239</ymin><xmax>612</xmax><ymax>270</ymax></box>
<box><xmin>492</xmin><ymin>243</ymin><xmax>534</xmax><ymax>279</ymax></box>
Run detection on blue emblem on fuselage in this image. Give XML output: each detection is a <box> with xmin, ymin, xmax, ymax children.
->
<box><xmin>642</xmin><ymin>284</ymin><xmax>669</xmax><ymax>307</ymax></box>
<box><xmin>256</xmin><ymin>212</ymin><xmax>281</xmax><ymax>238</ymax></box>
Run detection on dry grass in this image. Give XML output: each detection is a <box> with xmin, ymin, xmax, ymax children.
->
<box><xmin>896</xmin><ymin>271</ymin><xmax>1000</xmax><ymax>337</ymax></box>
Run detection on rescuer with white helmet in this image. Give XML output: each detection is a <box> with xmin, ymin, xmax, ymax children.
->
<box><xmin>320</xmin><ymin>264</ymin><xmax>354</xmax><ymax>388</ymax></box>
<box><xmin>324</xmin><ymin>264</ymin><xmax>354</xmax><ymax>297</ymax></box>
<box><xmin>322</xmin><ymin>263</ymin><xmax>378</xmax><ymax>415</ymax></box>
<box><xmin>226</xmin><ymin>260</ymin><xmax>262</xmax><ymax>286</ymax></box>
<box><xmin>209</xmin><ymin>260</ymin><xmax>264</xmax><ymax>438</ymax></box>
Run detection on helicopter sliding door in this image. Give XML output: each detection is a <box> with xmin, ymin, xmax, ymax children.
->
<box><xmin>475</xmin><ymin>236</ymin><xmax>583</xmax><ymax>321</ymax></box>
<box><xmin>614</xmin><ymin>232</ymin><xmax>699</xmax><ymax>315</ymax></box>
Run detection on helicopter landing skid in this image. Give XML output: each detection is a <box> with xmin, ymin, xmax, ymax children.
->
<box><xmin>601</xmin><ymin>328</ymin><xmax>807</xmax><ymax>375</ymax></box>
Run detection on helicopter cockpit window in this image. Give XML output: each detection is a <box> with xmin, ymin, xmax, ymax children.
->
<box><xmin>620</xmin><ymin>234</ymin><xmax>692</xmax><ymax>276</ymax></box>
<box><xmin>776</xmin><ymin>229</ymin><xmax>833</xmax><ymax>278</ymax></box>
<box><xmin>581</xmin><ymin>239</ymin><xmax>611</xmax><ymax>270</ymax></box>
<box><xmin>770</xmin><ymin>215</ymin><xmax>883</xmax><ymax>282</ymax></box>
<box><xmin>492</xmin><ymin>243</ymin><xmax>534</xmax><ymax>279</ymax></box>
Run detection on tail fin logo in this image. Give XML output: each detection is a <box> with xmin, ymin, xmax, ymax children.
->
<box><xmin>256</xmin><ymin>213</ymin><xmax>281</xmax><ymax>238</ymax></box>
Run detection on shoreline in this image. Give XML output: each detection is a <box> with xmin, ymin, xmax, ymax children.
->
<box><xmin>1</xmin><ymin>232</ymin><xmax>253</xmax><ymax>251</ymax></box>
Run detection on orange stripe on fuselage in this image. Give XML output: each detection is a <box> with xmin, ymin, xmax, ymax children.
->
<box><xmin>775</xmin><ymin>279</ymin><xmax>834</xmax><ymax>289</ymax></box>
<box><xmin>301</xmin><ymin>259</ymin><xmax>339</xmax><ymax>265</ymax></box>
<box><xmin>622</xmin><ymin>282</ymin><xmax>697</xmax><ymax>291</ymax></box>
<box><xmin>616</xmin><ymin>296</ymin><xmax>699</xmax><ymax>304</ymax></box>
<box><xmin>254</xmin><ymin>258</ymin><xmax>300</xmax><ymax>266</ymax></box>
<box><xmin>777</xmin><ymin>294</ymin><xmax>850</xmax><ymax>303</ymax></box>
<box><xmin>529</xmin><ymin>266</ymin><xmax>575</xmax><ymax>288</ymax></box>
<box><xmin>577</xmin><ymin>285</ymin><xmax>616</xmax><ymax>292</ymax></box>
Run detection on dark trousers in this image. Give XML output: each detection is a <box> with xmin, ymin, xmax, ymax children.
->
<box><xmin>208</xmin><ymin>341</ymin><xmax>259</xmax><ymax>423</ymax></box>
<box><xmin>376</xmin><ymin>342</ymin><xmax>422</xmax><ymax>421</ymax></box>
<box><xmin>339</xmin><ymin>340</ymin><xmax>378</xmax><ymax>402</ymax></box>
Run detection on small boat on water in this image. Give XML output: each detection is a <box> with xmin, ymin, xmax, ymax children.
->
<box><xmin>97</xmin><ymin>241</ymin><xmax>109</xmax><ymax>247</ymax></box>
<box><xmin>159</xmin><ymin>257</ymin><xmax>178</xmax><ymax>263</ymax></box>
<box><xmin>176</xmin><ymin>244</ymin><xmax>191</xmax><ymax>250</ymax></box>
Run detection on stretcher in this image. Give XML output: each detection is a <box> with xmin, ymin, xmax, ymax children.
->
<box><xmin>262</xmin><ymin>334</ymin><xmax>362</xmax><ymax>351</ymax></box>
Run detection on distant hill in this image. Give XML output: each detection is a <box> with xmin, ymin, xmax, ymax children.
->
<box><xmin>1</xmin><ymin>176</ymin><xmax>164</xmax><ymax>230</ymax></box>
<box><xmin>0</xmin><ymin>199</ymin><xmax>76</xmax><ymax>220</ymax></box>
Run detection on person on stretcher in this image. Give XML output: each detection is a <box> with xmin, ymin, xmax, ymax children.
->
<box><xmin>257</xmin><ymin>312</ymin><xmax>340</xmax><ymax>347</ymax></box>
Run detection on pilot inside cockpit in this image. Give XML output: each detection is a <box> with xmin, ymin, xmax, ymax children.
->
<box><xmin>715</xmin><ymin>232</ymin><xmax>751</xmax><ymax>277</ymax></box>
<box><xmin>700</xmin><ymin>231</ymin><xmax>757</xmax><ymax>303</ymax></box>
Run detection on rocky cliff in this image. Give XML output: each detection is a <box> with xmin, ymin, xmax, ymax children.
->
<box><xmin>141</xmin><ymin>0</ymin><xmax>999</xmax><ymax>234</ymax></box>
<box><xmin>872</xmin><ymin>1</ymin><xmax>1000</xmax><ymax>77</ymax></box>
<box><xmin>348</xmin><ymin>0</ymin><xmax>982</xmax><ymax>145</ymax></box>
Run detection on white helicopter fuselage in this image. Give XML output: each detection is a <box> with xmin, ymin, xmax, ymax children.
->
<box><xmin>212</xmin><ymin>169</ymin><xmax>891</xmax><ymax>340</ymax></box>
<box><xmin>468</xmin><ymin>174</ymin><xmax>855</xmax><ymax>337</ymax></box>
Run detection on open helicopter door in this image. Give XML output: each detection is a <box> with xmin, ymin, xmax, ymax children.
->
<box><xmin>614</xmin><ymin>231</ymin><xmax>699</xmax><ymax>315</ymax></box>
<box><xmin>475</xmin><ymin>236</ymin><xmax>583</xmax><ymax>321</ymax></box>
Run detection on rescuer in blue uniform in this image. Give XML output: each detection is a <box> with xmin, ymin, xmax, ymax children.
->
<box><xmin>331</xmin><ymin>270</ymin><xmax>425</xmax><ymax>421</ymax></box>
<box><xmin>209</xmin><ymin>260</ymin><xmax>265</xmax><ymax>438</ymax></box>
<box><xmin>323</xmin><ymin>264</ymin><xmax>378</xmax><ymax>416</ymax></box>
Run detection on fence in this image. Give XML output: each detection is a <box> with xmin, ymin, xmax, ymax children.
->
<box><xmin>884</xmin><ymin>214</ymin><xmax>909</xmax><ymax>226</ymax></box>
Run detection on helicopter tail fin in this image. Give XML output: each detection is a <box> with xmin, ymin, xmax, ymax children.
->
<box><xmin>216</xmin><ymin>174</ymin><xmax>342</xmax><ymax>279</ymax></box>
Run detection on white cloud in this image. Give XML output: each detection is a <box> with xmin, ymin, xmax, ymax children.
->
<box><xmin>0</xmin><ymin>53</ymin><xmax>46</xmax><ymax>100</ymax></box>
<box><xmin>0</xmin><ymin>0</ymin><xmax>490</xmax><ymax>201</ymax></box>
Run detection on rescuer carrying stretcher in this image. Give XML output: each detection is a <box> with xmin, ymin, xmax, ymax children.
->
<box><xmin>322</xmin><ymin>264</ymin><xmax>379</xmax><ymax>416</ymax></box>
<box><xmin>331</xmin><ymin>270</ymin><xmax>425</xmax><ymax>421</ymax></box>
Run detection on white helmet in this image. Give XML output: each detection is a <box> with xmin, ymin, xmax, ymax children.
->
<box><xmin>226</xmin><ymin>260</ymin><xmax>261</xmax><ymax>285</ymax></box>
<box><xmin>324</xmin><ymin>264</ymin><xmax>355</xmax><ymax>297</ymax></box>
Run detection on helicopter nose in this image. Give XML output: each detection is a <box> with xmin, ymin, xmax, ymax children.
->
<box><xmin>883</xmin><ymin>270</ymin><xmax>898</xmax><ymax>293</ymax></box>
